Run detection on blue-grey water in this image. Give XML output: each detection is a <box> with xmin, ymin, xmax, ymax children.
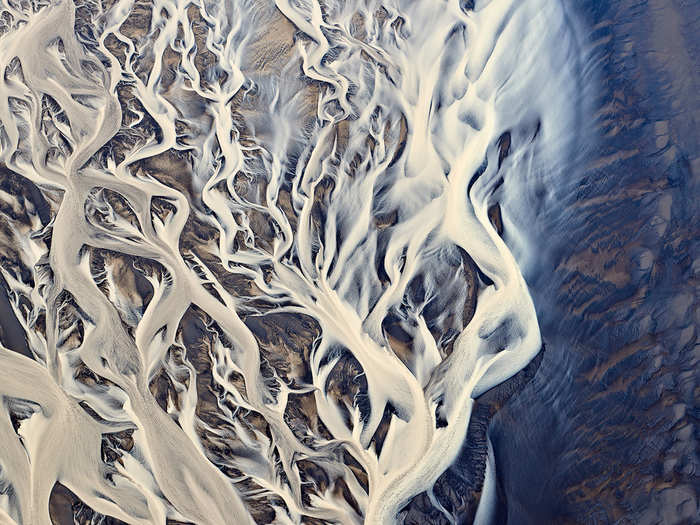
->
<box><xmin>488</xmin><ymin>1</ymin><xmax>698</xmax><ymax>523</ymax></box>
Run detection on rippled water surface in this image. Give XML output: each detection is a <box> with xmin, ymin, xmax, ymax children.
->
<box><xmin>0</xmin><ymin>0</ymin><xmax>696</xmax><ymax>524</ymax></box>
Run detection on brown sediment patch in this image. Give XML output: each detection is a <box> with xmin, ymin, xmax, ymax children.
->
<box><xmin>297</xmin><ymin>457</ymin><xmax>330</xmax><ymax>503</ymax></box>
<box><xmin>150</xmin><ymin>195</ymin><xmax>177</xmax><ymax>224</ymax></box>
<box><xmin>284</xmin><ymin>389</ymin><xmax>335</xmax><ymax>444</ymax></box>
<box><xmin>488</xmin><ymin>203</ymin><xmax>503</xmax><ymax>236</ymax></box>
<box><xmin>0</xmin><ymin>272</ymin><xmax>31</xmax><ymax>357</ymax></box>
<box><xmin>158</xmin><ymin>41</ymin><xmax>181</xmax><ymax>93</ymax></box>
<box><xmin>368</xmin><ymin>402</ymin><xmax>396</xmax><ymax>459</ymax></box>
<box><xmin>118</xmin><ymin>0</ymin><xmax>153</xmax><ymax>43</ymax></box>
<box><xmin>87</xmin><ymin>248</ymin><xmax>157</xmax><ymax>323</ymax></box>
<box><xmin>245</xmin><ymin>312</ymin><xmax>320</xmax><ymax>385</ymax></box>
<box><xmin>309</xmin><ymin>176</ymin><xmax>335</xmax><ymax>235</ymax></box>
<box><xmin>186</xmin><ymin>5</ymin><xmax>218</xmax><ymax>88</ymax></box>
<box><xmin>0</xmin><ymin>164</ymin><xmax>54</xmax><ymax>226</ymax></box>
<box><xmin>332</xmin><ymin>475</ymin><xmax>363</xmax><ymax>517</ymax></box>
<box><xmin>131</xmin><ymin>148</ymin><xmax>193</xmax><ymax>200</ymax></box>
<box><xmin>324</xmin><ymin>349</ymin><xmax>368</xmax><ymax>431</ymax></box>
<box><xmin>496</xmin><ymin>131</ymin><xmax>511</xmax><ymax>169</ymax></box>
<box><xmin>49</xmin><ymin>482</ymin><xmax>129</xmax><ymax>525</ymax></box>
<box><xmin>101</xmin><ymin>428</ymin><xmax>135</xmax><ymax>468</ymax></box>
<box><xmin>55</xmin><ymin>289</ymin><xmax>86</xmax><ymax>351</ymax></box>
<box><xmin>244</xmin><ymin>2</ymin><xmax>297</xmax><ymax>75</ymax></box>
<box><xmin>102</xmin><ymin>33</ymin><xmax>129</xmax><ymax>71</ymax></box>
<box><xmin>343</xmin><ymin>449</ymin><xmax>369</xmax><ymax>493</ymax></box>
<box><xmin>73</xmin><ymin>360</ymin><xmax>120</xmax><ymax>390</ymax></box>
<box><xmin>383</xmin><ymin>318</ymin><xmax>413</xmax><ymax>369</ymax></box>
<box><xmin>87</xmin><ymin>187</ymin><xmax>141</xmax><ymax>231</ymax></box>
<box><xmin>148</xmin><ymin>363</ymin><xmax>175</xmax><ymax>412</ymax></box>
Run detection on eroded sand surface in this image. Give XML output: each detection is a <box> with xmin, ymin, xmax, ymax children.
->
<box><xmin>0</xmin><ymin>0</ymin><xmax>586</xmax><ymax>523</ymax></box>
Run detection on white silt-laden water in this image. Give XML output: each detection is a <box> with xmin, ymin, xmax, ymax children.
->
<box><xmin>0</xmin><ymin>0</ymin><xmax>588</xmax><ymax>523</ymax></box>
